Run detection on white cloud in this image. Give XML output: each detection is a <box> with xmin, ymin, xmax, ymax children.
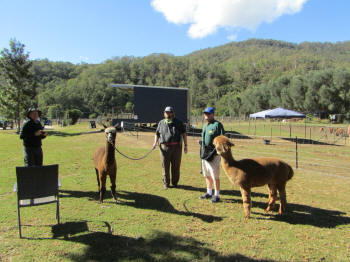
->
<box><xmin>151</xmin><ymin>0</ymin><xmax>308</xmax><ymax>38</ymax></box>
<box><xmin>227</xmin><ymin>34</ymin><xmax>238</xmax><ymax>41</ymax></box>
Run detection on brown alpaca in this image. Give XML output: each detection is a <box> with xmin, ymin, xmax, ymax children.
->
<box><xmin>213</xmin><ymin>136</ymin><xmax>294</xmax><ymax>218</ymax></box>
<box><xmin>93</xmin><ymin>126</ymin><xmax>118</xmax><ymax>203</ymax></box>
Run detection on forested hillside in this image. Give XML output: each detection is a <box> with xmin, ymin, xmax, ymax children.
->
<box><xmin>27</xmin><ymin>39</ymin><xmax>350</xmax><ymax>119</ymax></box>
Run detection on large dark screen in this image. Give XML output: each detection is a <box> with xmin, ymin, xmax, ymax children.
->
<box><xmin>134</xmin><ymin>87</ymin><xmax>188</xmax><ymax>123</ymax></box>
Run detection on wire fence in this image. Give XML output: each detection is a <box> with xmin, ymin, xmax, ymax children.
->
<box><xmin>76</xmin><ymin>118</ymin><xmax>350</xmax><ymax>179</ymax></box>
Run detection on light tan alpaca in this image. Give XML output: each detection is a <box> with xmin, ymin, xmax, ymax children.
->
<box><xmin>213</xmin><ymin>136</ymin><xmax>294</xmax><ymax>218</ymax></box>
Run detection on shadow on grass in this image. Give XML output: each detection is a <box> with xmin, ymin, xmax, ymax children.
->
<box><xmin>47</xmin><ymin>130</ymin><xmax>103</xmax><ymax>137</ymax></box>
<box><xmin>60</xmin><ymin>189</ymin><xmax>98</xmax><ymax>201</ymax></box>
<box><xmin>177</xmin><ymin>184</ymin><xmax>267</xmax><ymax>198</ymax></box>
<box><xmin>117</xmin><ymin>190</ymin><xmax>222</xmax><ymax>223</ymax></box>
<box><xmin>282</xmin><ymin>137</ymin><xmax>340</xmax><ymax>146</ymax></box>
<box><xmin>60</xmin><ymin>187</ymin><xmax>350</xmax><ymax>228</ymax></box>
<box><xmin>252</xmin><ymin>201</ymin><xmax>350</xmax><ymax>228</ymax></box>
<box><xmin>59</xmin><ymin>189</ymin><xmax>222</xmax><ymax>223</ymax></box>
<box><xmin>178</xmin><ymin>186</ymin><xmax>350</xmax><ymax>228</ymax></box>
<box><xmin>52</xmin><ymin>223</ymin><xmax>275</xmax><ymax>262</ymax></box>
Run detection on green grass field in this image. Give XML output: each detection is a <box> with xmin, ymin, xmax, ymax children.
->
<box><xmin>1</xmin><ymin>123</ymin><xmax>350</xmax><ymax>261</ymax></box>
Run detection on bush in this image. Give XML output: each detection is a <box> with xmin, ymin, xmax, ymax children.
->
<box><xmin>65</xmin><ymin>109</ymin><xmax>82</xmax><ymax>125</ymax></box>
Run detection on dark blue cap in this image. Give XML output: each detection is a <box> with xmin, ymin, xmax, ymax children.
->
<box><xmin>203</xmin><ymin>107</ymin><xmax>215</xmax><ymax>114</ymax></box>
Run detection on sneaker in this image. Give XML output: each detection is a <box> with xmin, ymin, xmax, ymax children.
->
<box><xmin>172</xmin><ymin>183</ymin><xmax>178</xmax><ymax>188</ymax></box>
<box><xmin>211</xmin><ymin>196</ymin><xmax>220</xmax><ymax>203</ymax></box>
<box><xmin>199</xmin><ymin>193</ymin><xmax>212</xmax><ymax>199</ymax></box>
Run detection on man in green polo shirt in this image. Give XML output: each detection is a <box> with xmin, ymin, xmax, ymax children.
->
<box><xmin>199</xmin><ymin>107</ymin><xmax>225</xmax><ymax>203</ymax></box>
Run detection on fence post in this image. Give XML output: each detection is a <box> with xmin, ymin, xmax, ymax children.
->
<box><xmin>289</xmin><ymin>124</ymin><xmax>292</xmax><ymax>138</ymax></box>
<box><xmin>295</xmin><ymin>136</ymin><xmax>298</xmax><ymax>169</ymax></box>
<box><xmin>309</xmin><ymin>127</ymin><xmax>312</xmax><ymax>144</ymax></box>
<box><xmin>270</xmin><ymin>126</ymin><xmax>272</xmax><ymax>140</ymax></box>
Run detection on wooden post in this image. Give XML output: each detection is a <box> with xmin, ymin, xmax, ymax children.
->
<box><xmin>280</xmin><ymin>121</ymin><xmax>281</xmax><ymax>136</ymax></box>
<box><xmin>270</xmin><ymin>126</ymin><xmax>272</xmax><ymax>140</ymax></box>
<box><xmin>248</xmin><ymin>118</ymin><xmax>251</xmax><ymax>135</ymax></box>
<box><xmin>309</xmin><ymin>127</ymin><xmax>312</xmax><ymax>144</ymax></box>
<box><xmin>263</xmin><ymin>119</ymin><xmax>266</xmax><ymax>136</ymax></box>
<box><xmin>295</xmin><ymin>136</ymin><xmax>298</xmax><ymax>169</ymax></box>
<box><xmin>254</xmin><ymin>119</ymin><xmax>256</xmax><ymax>136</ymax></box>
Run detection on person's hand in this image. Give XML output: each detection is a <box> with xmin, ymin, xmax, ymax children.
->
<box><xmin>41</xmin><ymin>131</ymin><xmax>48</xmax><ymax>137</ymax></box>
<box><xmin>34</xmin><ymin>130</ymin><xmax>42</xmax><ymax>136</ymax></box>
<box><xmin>152</xmin><ymin>142</ymin><xmax>157</xmax><ymax>150</ymax></box>
<box><xmin>184</xmin><ymin>144</ymin><xmax>188</xmax><ymax>154</ymax></box>
<box><xmin>198</xmin><ymin>139</ymin><xmax>202</xmax><ymax>145</ymax></box>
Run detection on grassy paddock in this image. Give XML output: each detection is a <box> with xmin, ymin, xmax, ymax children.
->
<box><xmin>1</xmin><ymin>123</ymin><xmax>350</xmax><ymax>261</ymax></box>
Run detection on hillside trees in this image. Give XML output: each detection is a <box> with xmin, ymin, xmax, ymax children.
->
<box><xmin>15</xmin><ymin>39</ymin><xmax>350</xmax><ymax>121</ymax></box>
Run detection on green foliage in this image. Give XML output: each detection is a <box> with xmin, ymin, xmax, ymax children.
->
<box><xmin>0</xmin><ymin>39</ymin><xmax>36</xmax><ymax>130</ymax></box>
<box><xmin>47</xmin><ymin>104</ymin><xmax>64</xmax><ymax>119</ymax></box>
<box><xmin>65</xmin><ymin>108</ymin><xmax>82</xmax><ymax>125</ymax></box>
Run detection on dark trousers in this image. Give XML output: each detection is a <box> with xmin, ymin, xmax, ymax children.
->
<box><xmin>159</xmin><ymin>144</ymin><xmax>182</xmax><ymax>186</ymax></box>
<box><xmin>23</xmin><ymin>146</ymin><xmax>43</xmax><ymax>167</ymax></box>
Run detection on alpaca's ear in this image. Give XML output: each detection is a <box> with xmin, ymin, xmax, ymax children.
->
<box><xmin>102</xmin><ymin>124</ymin><xmax>107</xmax><ymax>129</ymax></box>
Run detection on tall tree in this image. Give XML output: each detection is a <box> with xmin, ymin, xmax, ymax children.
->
<box><xmin>0</xmin><ymin>39</ymin><xmax>36</xmax><ymax>132</ymax></box>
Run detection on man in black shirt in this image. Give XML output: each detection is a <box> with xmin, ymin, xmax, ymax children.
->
<box><xmin>152</xmin><ymin>106</ymin><xmax>188</xmax><ymax>189</ymax></box>
<box><xmin>20</xmin><ymin>108</ymin><xmax>47</xmax><ymax>166</ymax></box>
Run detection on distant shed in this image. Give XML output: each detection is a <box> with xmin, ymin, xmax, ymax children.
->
<box><xmin>110</xmin><ymin>84</ymin><xmax>190</xmax><ymax>124</ymax></box>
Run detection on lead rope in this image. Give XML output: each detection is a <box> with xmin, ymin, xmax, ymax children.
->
<box><xmin>110</xmin><ymin>142</ymin><xmax>156</xmax><ymax>160</ymax></box>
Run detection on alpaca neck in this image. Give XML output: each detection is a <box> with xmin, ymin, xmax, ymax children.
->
<box><xmin>221</xmin><ymin>150</ymin><xmax>238</xmax><ymax>169</ymax></box>
<box><xmin>105</xmin><ymin>141</ymin><xmax>115</xmax><ymax>163</ymax></box>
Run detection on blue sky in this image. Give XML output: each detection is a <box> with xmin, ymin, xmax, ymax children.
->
<box><xmin>0</xmin><ymin>0</ymin><xmax>349</xmax><ymax>64</ymax></box>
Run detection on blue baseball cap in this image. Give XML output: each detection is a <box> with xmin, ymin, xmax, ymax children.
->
<box><xmin>203</xmin><ymin>107</ymin><xmax>215</xmax><ymax>114</ymax></box>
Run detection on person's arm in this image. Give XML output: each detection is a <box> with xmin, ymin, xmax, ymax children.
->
<box><xmin>152</xmin><ymin>122</ymin><xmax>161</xmax><ymax>149</ymax></box>
<box><xmin>152</xmin><ymin>133</ymin><xmax>159</xmax><ymax>149</ymax></box>
<box><xmin>198</xmin><ymin>124</ymin><xmax>205</xmax><ymax>145</ymax></box>
<box><xmin>20</xmin><ymin>121</ymin><xmax>41</xmax><ymax>139</ymax></box>
<box><xmin>183</xmin><ymin>132</ymin><xmax>188</xmax><ymax>153</ymax></box>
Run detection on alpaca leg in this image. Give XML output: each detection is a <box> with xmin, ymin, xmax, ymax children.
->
<box><xmin>109</xmin><ymin>173</ymin><xmax>117</xmax><ymax>201</ymax></box>
<box><xmin>277</xmin><ymin>184</ymin><xmax>287</xmax><ymax>215</ymax></box>
<box><xmin>99</xmin><ymin>174</ymin><xmax>107</xmax><ymax>203</ymax></box>
<box><xmin>95</xmin><ymin>168</ymin><xmax>100</xmax><ymax>191</ymax></box>
<box><xmin>240</xmin><ymin>187</ymin><xmax>251</xmax><ymax>218</ymax></box>
<box><xmin>266</xmin><ymin>184</ymin><xmax>277</xmax><ymax>212</ymax></box>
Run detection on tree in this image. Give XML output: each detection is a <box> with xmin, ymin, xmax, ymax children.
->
<box><xmin>0</xmin><ymin>39</ymin><xmax>36</xmax><ymax>132</ymax></box>
<box><xmin>47</xmin><ymin>104</ymin><xmax>64</xmax><ymax>120</ymax></box>
<box><xmin>65</xmin><ymin>109</ymin><xmax>82</xmax><ymax>125</ymax></box>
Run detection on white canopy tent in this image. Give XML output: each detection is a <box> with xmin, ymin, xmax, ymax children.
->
<box><xmin>248</xmin><ymin>108</ymin><xmax>306</xmax><ymax>138</ymax></box>
<box><xmin>249</xmin><ymin>108</ymin><xmax>305</xmax><ymax>119</ymax></box>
